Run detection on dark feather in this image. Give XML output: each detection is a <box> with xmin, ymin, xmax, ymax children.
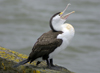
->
<box><xmin>28</xmin><ymin>30</ymin><xmax>63</xmax><ymax>62</ymax></box>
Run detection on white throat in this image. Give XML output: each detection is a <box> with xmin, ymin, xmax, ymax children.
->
<box><xmin>51</xmin><ymin>16</ymin><xmax>66</xmax><ymax>31</ymax></box>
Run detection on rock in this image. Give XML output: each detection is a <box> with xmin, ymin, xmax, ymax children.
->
<box><xmin>0</xmin><ymin>47</ymin><xmax>74</xmax><ymax>73</ymax></box>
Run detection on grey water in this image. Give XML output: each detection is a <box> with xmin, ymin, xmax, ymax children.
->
<box><xmin>0</xmin><ymin>0</ymin><xmax>100</xmax><ymax>73</ymax></box>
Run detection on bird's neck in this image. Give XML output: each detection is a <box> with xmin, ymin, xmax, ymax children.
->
<box><xmin>50</xmin><ymin>21</ymin><xmax>64</xmax><ymax>32</ymax></box>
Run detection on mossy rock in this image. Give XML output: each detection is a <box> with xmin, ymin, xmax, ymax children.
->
<box><xmin>0</xmin><ymin>47</ymin><xmax>74</xmax><ymax>73</ymax></box>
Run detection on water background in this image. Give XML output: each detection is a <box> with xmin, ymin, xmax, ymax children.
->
<box><xmin>0</xmin><ymin>0</ymin><xmax>100</xmax><ymax>73</ymax></box>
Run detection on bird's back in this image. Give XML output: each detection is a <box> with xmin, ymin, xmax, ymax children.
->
<box><xmin>28</xmin><ymin>30</ymin><xmax>63</xmax><ymax>62</ymax></box>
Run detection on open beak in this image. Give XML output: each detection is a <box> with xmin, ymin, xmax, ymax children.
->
<box><xmin>60</xmin><ymin>3</ymin><xmax>75</xmax><ymax>20</ymax></box>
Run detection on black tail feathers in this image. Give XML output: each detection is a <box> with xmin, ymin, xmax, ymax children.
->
<box><xmin>13</xmin><ymin>59</ymin><xmax>29</xmax><ymax>68</ymax></box>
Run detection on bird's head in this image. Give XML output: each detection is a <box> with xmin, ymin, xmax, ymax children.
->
<box><xmin>50</xmin><ymin>3</ymin><xmax>75</xmax><ymax>32</ymax></box>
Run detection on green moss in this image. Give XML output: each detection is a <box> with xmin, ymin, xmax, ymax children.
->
<box><xmin>0</xmin><ymin>47</ymin><xmax>28</xmax><ymax>63</ymax></box>
<box><xmin>0</xmin><ymin>47</ymin><xmax>74</xmax><ymax>73</ymax></box>
<box><xmin>33</xmin><ymin>70</ymin><xmax>41</xmax><ymax>73</ymax></box>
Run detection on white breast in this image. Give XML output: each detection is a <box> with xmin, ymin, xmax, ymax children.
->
<box><xmin>49</xmin><ymin>34</ymin><xmax>69</xmax><ymax>59</ymax></box>
<box><xmin>49</xmin><ymin>23</ymin><xmax>75</xmax><ymax>59</ymax></box>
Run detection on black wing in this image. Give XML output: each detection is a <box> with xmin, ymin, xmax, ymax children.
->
<box><xmin>28</xmin><ymin>30</ymin><xmax>63</xmax><ymax>61</ymax></box>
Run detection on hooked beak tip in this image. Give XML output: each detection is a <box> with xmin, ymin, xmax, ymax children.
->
<box><xmin>60</xmin><ymin>3</ymin><xmax>75</xmax><ymax>20</ymax></box>
<box><xmin>60</xmin><ymin>3</ymin><xmax>71</xmax><ymax>17</ymax></box>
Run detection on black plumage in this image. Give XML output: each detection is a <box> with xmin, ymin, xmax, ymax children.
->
<box><xmin>13</xmin><ymin>30</ymin><xmax>63</xmax><ymax>68</ymax></box>
<box><xmin>28</xmin><ymin>30</ymin><xmax>63</xmax><ymax>63</ymax></box>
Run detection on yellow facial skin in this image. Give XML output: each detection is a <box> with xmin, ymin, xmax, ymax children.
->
<box><xmin>59</xmin><ymin>12</ymin><xmax>63</xmax><ymax>16</ymax></box>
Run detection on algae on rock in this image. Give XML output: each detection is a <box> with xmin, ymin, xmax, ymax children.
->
<box><xmin>0</xmin><ymin>47</ymin><xmax>74</xmax><ymax>73</ymax></box>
